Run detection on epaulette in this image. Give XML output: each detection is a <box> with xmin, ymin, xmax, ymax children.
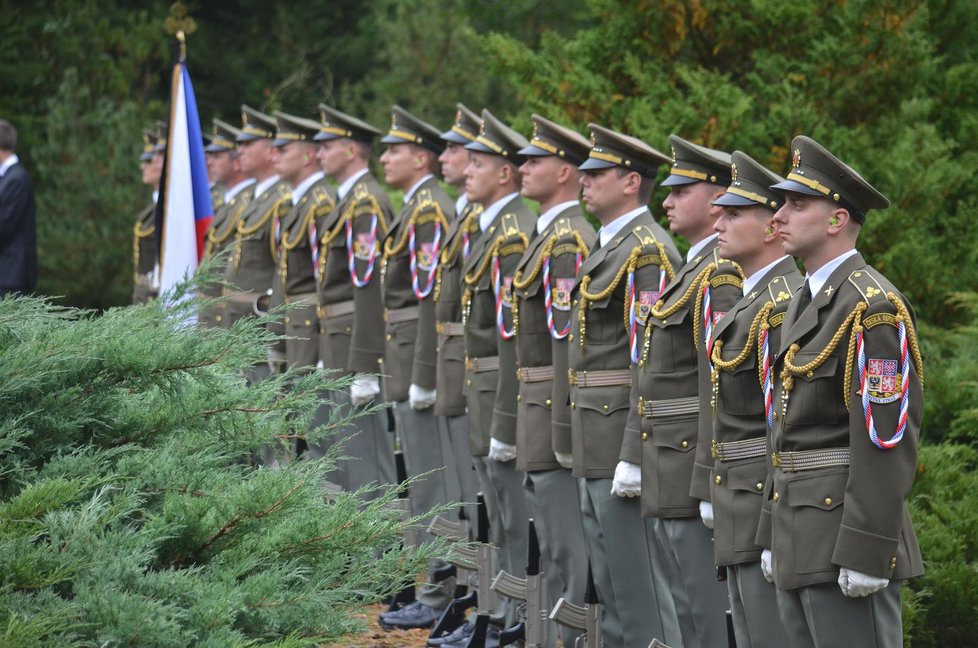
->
<box><xmin>849</xmin><ymin>269</ymin><xmax>898</xmax><ymax>329</ymax></box>
<box><xmin>553</xmin><ymin>217</ymin><xmax>574</xmax><ymax>237</ymax></box>
<box><xmin>710</xmin><ymin>250</ymin><xmax>743</xmax><ymax>289</ymax></box>
<box><xmin>416</xmin><ymin>187</ymin><xmax>433</xmax><ymax>206</ymax></box>
<box><xmin>500</xmin><ymin>212</ymin><xmax>522</xmax><ymax>238</ymax></box>
<box><xmin>276</xmin><ymin>182</ymin><xmax>292</xmax><ymax>200</ymax></box>
<box><xmin>310</xmin><ymin>185</ymin><xmax>333</xmax><ymax>206</ymax></box>
<box><xmin>353</xmin><ymin>181</ymin><xmax>371</xmax><ymax>202</ymax></box>
<box><xmin>631</xmin><ymin>225</ymin><xmax>660</xmax><ymax>247</ymax></box>
<box><xmin>766</xmin><ymin>275</ymin><xmax>795</xmax><ymax>305</ymax></box>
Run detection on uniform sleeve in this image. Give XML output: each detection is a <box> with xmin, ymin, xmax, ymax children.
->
<box><xmin>690</xmin><ymin>263</ymin><xmax>744</xmax><ymax>501</ymax></box>
<box><xmin>489</xmin><ymin>243</ymin><xmax>525</xmax><ymax>445</ymax></box>
<box><xmin>348</xmin><ymin>199</ymin><xmax>389</xmax><ymax>373</ymax></box>
<box><xmin>411</xmin><ymin>206</ymin><xmax>448</xmax><ymax>390</ymax></box>
<box><xmin>833</xmin><ymin>297</ymin><xmax>922</xmax><ymax>577</ymax></box>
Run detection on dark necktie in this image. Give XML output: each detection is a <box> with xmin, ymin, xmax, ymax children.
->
<box><xmin>795</xmin><ymin>279</ymin><xmax>812</xmax><ymax>312</ymax></box>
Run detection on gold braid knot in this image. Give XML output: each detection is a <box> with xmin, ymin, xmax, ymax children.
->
<box><xmin>710</xmin><ymin>302</ymin><xmax>773</xmax><ymax>387</ymax></box>
<box><xmin>577</xmin><ymin>247</ymin><xmax>642</xmax><ymax>349</ymax></box>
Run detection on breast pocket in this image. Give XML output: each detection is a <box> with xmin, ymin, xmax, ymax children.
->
<box><xmin>648</xmin><ymin>305</ymin><xmax>696</xmax><ymax>373</ymax></box>
<box><xmin>785</xmin><ymin>353</ymin><xmax>845</xmax><ymax>426</ymax></box>
<box><xmin>584</xmin><ymin>294</ymin><xmax>625</xmax><ymax>347</ymax></box>
<box><xmin>718</xmin><ymin>346</ymin><xmax>763</xmax><ymax>416</ymax></box>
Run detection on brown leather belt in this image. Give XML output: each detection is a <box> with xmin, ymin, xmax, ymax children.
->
<box><xmin>712</xmin><ymin>436</ymin><xmax>767</xmax><ymax>462</ymax></box>
<box><xmin>639</xmin><ymin>396</ymin><xmax>699</xmax><ymax>419</ymax></box>
<box><xmin>772</xmin><ymin>447</ymin><xmax>850</xmax><ymax>472</ymax></box>
<box><xmin>517</xmin><ymin>365</ymin><xmax>554</xmax><ymax>383</ymax></box>
<box><xmin>465</xmin><ymin>356</ymin><xmax>500</xmax><ymax>373</ymax></box>
<box><xmin>436</xmin><ymin>321</ymin><xmax>466</xmax><ymax>336</ymax></box>
<box><xmin>568</xmin><ymin>369</ymin><xmax>631</xmax><ymax>388</ymax></box>
<box><xmin>385</xmin><ymin>305</ymin><xmax>420</xmax><ymax>323</ymax></box>
<box><xmin>284</xmin><ymin>292</ymin><xmax>317</xmax><ymax>306</ymax></box>
<box><xmin>317</xmin><ymin>299</ymin><xmax>355</xmax><ymax>319</ymax></box>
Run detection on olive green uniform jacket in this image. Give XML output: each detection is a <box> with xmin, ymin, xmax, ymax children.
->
<box><xmin>512</xmin><ymin>205</ymin><xmax>595</xmax><ymax>471</ymax></box>
<box><xmin>201</xmin><ymin>184</ymin><xmax>254</xmax><ymax>328</ymax></box>
<box><xmin>627</xmin><ymin>240</ymin><xmax>743</xmax><ymax>517</ymax></box>
<box><xmin>758</xmin><ymin>252</ymin><xmax>924</xmax><ymax>590</ymax></box>
<box><xmin>382</xmin><ymin>178</ymin><xmax>455</xmax><ymax>401</ymax></box>
<box><xmin>568</xmin><ymin>210</ymin><xmax>681</xmax><ymax>479</ymax></box>
<box><xmin>314</xmin><ymin>173</ymin><xmax>393</xmax><ymax>375</ymax></box>
<box><xmin>132</xmin><ymin>202</ymin><xmax>158</xmax><ymax>304</ymax></box>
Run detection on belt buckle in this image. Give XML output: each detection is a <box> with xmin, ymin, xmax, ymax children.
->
<box><xmin>711</xmin><ymin>440</ymin><xmax>720</xmax><ymax>460</ymax></box>
<box><xmin>771</xmin><ymin>452</ymin><xmax>781</xmax><ymax>468</ymax></box>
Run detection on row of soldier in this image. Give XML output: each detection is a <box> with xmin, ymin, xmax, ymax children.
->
<box><xmin>133</xmin><ymin>104</ymin><xmax>923</xmax><ymax>648</ymax></box>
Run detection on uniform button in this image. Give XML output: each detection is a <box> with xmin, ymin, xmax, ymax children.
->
<box><xmin>304</xmin><ymin>319</ymin><xmax>312</xmax><ymax>326</ymax></box>
<box><xmin>824</xmin><ymin>497</ymin><xmax>832</xmax><ymax>506</ymax></box>
<box><xmin>377</xmin><ymin>358</ymin><xmax>383</xmax><ymax>365</ymax></box>
<box><xmin>681</xmin><ymin>440</ymin><xmax>688</xmax><ymax>448</ymax></box>
<box><xmin>715</xmin><ymin>475</ymin><xmax>722</xmax><ymax>485</ymax></box>
<box><xmin>890</xmin><ymin>556</ymin><xmax>897</xmax><ymax>569</ymax></box>
<box><xmin>568</xmin><ymin>334</ymin><xmax>574</xmax><ymax>342</ymax></box>
<box><xmin>756</xmin><ymin>482</ymin><xmax>764</xmax><ymax>491</ymax></box>
<box><xmin>345</xmin><ymin>325</ymin><xmax>352</xmax><ymax>333</ymax></box>
<box><xmin>215</xmin><ymin>315</ymin><xmax>222</xmax><ymax>322</ymax></box>
<box><xmin>284</xmin><ymin>316</ymin><xmax>291</xmax><ymax>324</ymax></box>
<box><xmin>516</xmin><ymin>395</ymin><xmax>522</xmax><ymax>402</ymax></box>
<box><xmin>545</xmin><ymin>399</ymin><xmax>552</xmax><ymax>407</ymax></box>
<box><xmin>386</xmin><ymin>333</ymin><xmax>392</xmax><ymax>341</ymax></box>
<box><xmin>773</xmin><ymin>491</ymin><xmax>780</xmax><ymax>502</ymax></box>
<box><xmin>642</xmin><ymin>432</ymin><xmax>648</xmax><ymax>441</ymax></box>
<box><xmin>602</xmin><ymin>404</ymin><xmax>609</xmax><ymax>411</ymax></box>
<box><xmin>571</xmin><ymin>401</ymin><xmax>576</xmax><ymax>409</ymax></box>
<box><xmin>773</xmin><ymin>412</ymin><xmax>779</xmax><ymax>420</ymax></box>
<box><xmin>806</xmin><ymin>371</ymin><xmax>814</xmax><ymax>378</ymax></box>
<box><xmin>467</xmin><ymin>379</ymin><xmax>472</xmax><ymax>386</ymax></box>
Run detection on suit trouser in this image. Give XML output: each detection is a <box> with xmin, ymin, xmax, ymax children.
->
<box><xmin>484</xmin><ymin>457</ymin><xmax>531</xmax><ymax>601</ymax></box>
<box><xmin>579</xmin><ymin>479</ymin><xmax>682</xmax><ymax>648</ymax></box>
<box><xmin>655</xmin><ymin>516</ymin><xmax>730</xmax><ymax>648</ymax></box>
<box><xmin>439</xmin><ymin>413</ymin><xmax>480</xmax><ymax>531</ymax></box>
<box><xmin>393</xmin><ymin>399</ymin><xmax>456</xmax><ymax>610</ymax></box>
<box><xmin>776</xmin><ymin>580</ymin><xmax>903</xmax><ymax>648</ymax></box>
<box><xmin>473</xmin><ymin>456</ymin><xmax>509</xmax><ymax>624</ymax></box>
<box><xmin>727</xmin><ymin>561</ymin><xmax>787</xmax><ymax>648</ymax></box>
<box><xmin>523</xmin><ymin>468</ymin><xmax>588</xmax><ymax>648</ymax></box>
<box><xmin>306</xmin><ymin>389</ymin><xmax>396</xmax><ymax>500</ymax></box>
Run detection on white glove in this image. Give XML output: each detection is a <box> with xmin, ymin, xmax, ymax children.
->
<box><xmin>350</xmin><ymin>375</ymin><xmax>381</xmax><ymax>406</ymax></box>
<box><xmin>408</xmin><ymin>383</ymin><xmax>437</xmax><ymax>410</ymax></box>
<box><xmin>489</xmin><ymin>437</ymin><xmax>517</xmax><ymax>462</ymax></box>
<box><xmin>699</xmin><ymin>500</ymin><xmax>714</xmax><ymax>529</ymax></box>
<box><xmin>610</xmin><ymin>460</ymin><xmax>642</xmax><ymax>498</ymax></box>
<box><xmin>760</xmin><ymin>549</ymin><xmax>774</xmax><ymax>583</ymax></box>
<box><xmin>554</xmin><ymin>451</ymin><xmax>574</xmax><ymax>469</ymax></box>
<box><xmin>838</xmin><ymin>567</ymin><xmax>889</xmax><ymax>598</ymax></box>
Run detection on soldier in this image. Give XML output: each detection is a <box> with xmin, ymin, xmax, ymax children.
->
<box><xmin>630</xmin><ymin>134</ymin><xmax>741</xmax><ymax>648</ymax></box>
<box><xmin>570</xmin><ymin>124</ymin><xmax>683</xmax><ymax>648</ymax></box>
<box><xmin>461</xmin><ymin>109</ymin><xmax>536</xmax><ymax>633</ymax></box>
<box><xmin>758</xmin><ymin>136</ymin><xmax>923</xmax><ymax>647</ymax></box>
<box><xmin>203</xmin><ymin>131</ymin><xmax>226</xmax><ymax>214</ymax></box>
<box><xmin>433</xmin><ymin>103</ymin><xmax>482</xmax><ymax>529</ymax></box>
<box><xmin>271</xmin><ymin>111</ymin><xmax>335</xmax><ymax>374</ymax></box>
<box><xmin>132</xmin><ymin>123</ymin><xmax>165</xmax><ymax>304</ymax></box>
<box><xmin>510</xmin><ymin>114</ymin><xmax>593</xmax><ymax>647</ymax></box>
<box><xmin>704</xmin><ymin>151</ymin><xmax>799</xmax><ymax>648</ymax></box>
<box><xmin>374</xmin><ymin>105</ymin><xmax>457</xmax><ymax>631</ymax></box>
<box><xmin>311</xmin><ymin>104</ymin><xmax>397</xmax><ymax>496</ymax></box>
<box><xmin>200</xmin><ymin>118</ymin><xmax>255</xmax><ymax>328</ymax></box>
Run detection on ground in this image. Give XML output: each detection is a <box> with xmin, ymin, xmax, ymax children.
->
<box><xmin>324</xmin><ymin>604</ymin><xmax>431</xmax><ymax>648</ymax></box>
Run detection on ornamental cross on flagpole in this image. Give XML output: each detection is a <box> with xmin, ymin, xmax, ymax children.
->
<box><xmin>164</xmin><ymin>2</ymin><xmax>197</xmax><ymax>61</ymax></box>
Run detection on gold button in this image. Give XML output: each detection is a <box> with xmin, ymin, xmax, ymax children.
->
<box><xmin>773</xmin><ymin>491</ymin><xmax>780</xmax><ymax>502</ymax></box>
<box><xmin>568</xmin><ymin>334</ymin><xmax>574</xmax><ymax>342</ymax></box>
<box><xmin>571</xmin><ymin>401</ymin><xmax>576</xmax><ymax>409</ymax></box>
<box><xmin>215</xmin><ymin>315</ymin><xmax>222</xmax><ymax>322</ymax></box>
<box><xmin>806</xmin><ymin>371</ymin><xmax>814</xmax><ymax>378</ymax></box>
<box><xmin>824</xmin><ymin>497</ymin><xmax>832</xmax><ymax>506</ymax></box>
<box><xmin>467</xmin><ymin>379</ymin><xmax>472</xmax><ymax>386</ymax></box>
<box><xmin>602</xmin><ymin>404</ymin><xmax>609</xmax><ymax>411</ymax></box>
<box><xmin>642</xmin><ymin>432</ymin><xmax>648</xmax><ymax>441</ymax></box>
<box><xmin>715</xmin><ymin>475</ymin><xmax>722</xmax><ymax>485</ymax></box>
<box><xmin>681</xmin><ymin>440</ymin><xmax>688</xmax><ymax>448</ymax></box>
<box><xmin>386</xmin><ymin>333</ymin><xmax>392</xmax><ymax>341</ymax></box>
<box><xmin>517</xmin><ymin>395</ymin><xmax>522</xmax><ymax>402</ymax></box>
<box><xmin>756</xmin><ymin>482</ymin><xmax>764</xmax><ymax>490</ymax></box>
<box><xmin>773</xmin><ymin>412</ymin><xmax>779</xmax><ymax>420</ymax></box>
<box><xmin>890</xmin><ymin>556</ymin><xmax>897</xmax><ymax>569</ymax></box>
<box><xmin>545</xmin><ymin>399</ymin><xmax>552</xmax><ymax>407</ymax></box>
<box><xmin>345</xmin><ymin>325</ymin><xmax>352</xmax><ymax>333</ymax></box>
<box><xmin>304</xmin><ymin>319</ymin><xmax>312</xmax><ymax>326</ymax></box>
<box><xmin>284</xmin><ymin>316</ymin><xmax>291</xmax><ymax>324</ymax></box>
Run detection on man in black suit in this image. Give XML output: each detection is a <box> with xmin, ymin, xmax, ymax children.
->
<box><xmin>0</xmin><ymin>119</ymin><xmax>36</xmax><ymax>297</ymax></box>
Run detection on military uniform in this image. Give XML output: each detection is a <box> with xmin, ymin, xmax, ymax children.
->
<box><xmin>760</xmin><ymin>136</ymin><xmax>923</xmax><ymax>647</ymax></box>
<box><xmin>310</xmin><ymin>104</ymin><xmax>396</xmax><ymax>495</ymax></box>
<box><xmin>570</xmin><ymin>124</ymin><xmax>683</xmax><ymax>648</ymax></box>
<box><xmin>224</xmin><ymin>106</ymin><xmax>292</xmax><ymax>330</ymax></box>
<box><xmin>461</xmin><ymin>110</ymin><xmax>536</xmax><ymax>617</ymax></box>
<box><xmin>511</xmin><ymin>115</ymin><xmax>594</xmax><ymax>647</ymax></box>
<box><xmin>627</xmin><ymin>135</ymin><xmax>741</xmax><ymax>648</ymax></box>
<box><xmin>431</xmin><ymin>104</ymin><xmax>483</xmax><ymax>530</ymax></box>
<box><xmin>704</xmin><ymin>151</ymin><xmax>799</xmax><ymax>648</ymax></box>
<box><xmin>200</xmin><ymin>119</ymin><xmax>254</xmax><ymax>328</ymax></box>
<box><xmin>132</xmin><ymin>125</ymin><xmax>165</xmax><ymax>304</ymax></box>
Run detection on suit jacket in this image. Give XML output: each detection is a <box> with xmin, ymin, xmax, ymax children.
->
<box><xmin>225</xmin><ymin>177</ymin><xmax>291</xmax><ymax>326</ymax></box>
<box><xmin>276</xmin><ymin>176</ymin><xmax>336</xmax><ymax>370</ymax></box>
<box><xmin>382</xmin><ymin>178</ymin><xmax>455</xmax><ymax>402</ymax></box>
<box><xmin>759</xmin><ymin>252</ymin><xmax>923</xmax><ymax>590</ymax></box>
<box><xmin>315</xmin><ymin>172</ymin><xmax>393</xmax><ymax>374</ymax></box>
<box><xmin>631</xmin><ymin>239</ymin><xmax>743</xmax><ymax>517</ymax></box>
<box><xmin>433</xmin><ymin>201</ymin><xmax>483</xmax><ymax>417</ymax></box>
<box><xmin>0</xmin><ymin>161</ymin><xmax>36</xmax><ymax>295</ymax></box>
<box><xmin>513</xmin><ymin>204</ymin><xmax>595</xmax><ymax>471</ymax></box>
<box><xmin>706</xmin><ymin>256</ymin><xmax>801</xmax><ymax>566</ymax></box>
<box><xmin>462</xmin><ymin>195</ymin><xmax>536</xmax><ymax>454</ymax></box>
<box><xmin>567</xmin><ymin>210</ymin><xmax>681</xmax><ymax>478</ymax></box>
<box><xmin>131</xmin><ymin>201</ymin><xmax>158</xmax><ymax>304</ymax></box>
<box><xmin>201</xmin><ymin>185</ymin><xmax>254</xmax><ymax>327</ymax></box>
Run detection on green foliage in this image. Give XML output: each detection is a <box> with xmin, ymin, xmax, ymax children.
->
<box><xmin>905</xmin><ymin>443</ymin><xmax>978</xmax><ymax>646</ymax></box>
<box><xmin>0</xmin><ymin>282</ymin><xmax>441</xmax><ymax>646</ymax></box>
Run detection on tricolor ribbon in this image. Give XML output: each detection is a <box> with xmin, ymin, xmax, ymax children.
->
<box><xmin>346</xmin><ymin>213</ymin><xmax>378</xmax><ymax>288</ymax></box>
<box><xmin>492</xmin><ymin>254</ymin><xmax>515</xmax><ymax>340</ymax></box>
<box><xmin>856</xmin><ymin>322</ymin><xmax>911</xmax><ymax>449</ymax></box>
<box><xmin>409</xmin><ymin>219</ymin><xmax>442</xmax><ymax>299</ymax></box>
<box><xmin>760</xmin><ymin>326</ymin><xmax>774</xmax><ymax>430</ymax></box>
<box><xmin>309</xmin><ymin>221</ymin><xmax>318</xmax><ymax>267</ymax></box>
<box><xmin>702</xmin><ymin>282</ymin><xmax>714</xmax><ymax>371</ymax></box>
<box><xmin>543</xmin><ymin>252</ymin><xmax>581</xmax><ymax>339</ymax></box>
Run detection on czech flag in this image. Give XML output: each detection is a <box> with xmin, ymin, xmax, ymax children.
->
<box><xmin>158</xmin><ymin>61</ymin><xmax>213</xmax><ymax>295</ymax></box>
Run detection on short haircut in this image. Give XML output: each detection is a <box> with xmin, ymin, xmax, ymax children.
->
<box><xmin>0</xmin><ymin>120</ymin><xmax>17</xmax><ymax>152</ymax></box>
<box><xmin>354</xmin><ymin>140</ymin><xmax>373</xmax><ymax>162</ymax></box>
<box><xmin>616</xmin><ymin>167</ymin><xmax>656</xmax><ymax>204</ymax></box>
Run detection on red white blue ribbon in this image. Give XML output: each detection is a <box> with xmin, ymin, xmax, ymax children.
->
<box><xmin>492</xmin><ymin>254</ymin><xmax>515</xmax><ymax>340</ymax></box>
<box><xmin>760</xmin><ymin>326</ymin><xmax>774</xmax><ymax>430</ymax></box>
<box><xmin>702</xmin><ymin>282</ymin><xmax>714</xmax><ymax>370</ymax></box>
<box><xmin>462</xmin><ymin>231</ymin><xmax>471</xmax><ymax>263</ymax></box>
<box><xmin>409</xmin><ymin>220</ymin><xmax>442</xmax><ymax>299</ymax></box>
<box><xmin>308</xmin><ymin>221</ymin><xmax>318</xmax><ymax>267</ymax></box>
<box><xmin>856</xmin><ymin>322</ymin><xmax>911</xmax><ymax>449</ymax></box>
<box><xmin>543</xmin><ymin>253</ymin><xmax>581</xmax><ymax>340</ymax></box>
<box><xmin>346</xmin><ymin>213</ymin><xmax>378</xmax><ymax>288</ymax></box>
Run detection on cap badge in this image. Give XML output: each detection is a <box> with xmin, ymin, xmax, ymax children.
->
<box><xmin>241</xmin><ymin>112</ymin><xmax>249</xmax><ymax>127</ymax></box>
<box><xmin>671</xmin><ymin>146</ymin><xmax>678</xmax><ymax>167</ymax></box>
<box><xmin>792</xmin><ymin>148</ymin><xmax>802</xmax><ymax>170</ymax></box>
<box><xmin>590</xmin><ymin>132</ymin><xmax>596</xmax><ymax>147</ymax></box>
<box><xmin>730</xmin><ymin>163</ymin><xmax>738</xmax><ymax>182</ymax></box>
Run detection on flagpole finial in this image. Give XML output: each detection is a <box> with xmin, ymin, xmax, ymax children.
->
<box><xmin>164</xmin><ymin>2</ymin><xmax>196</xmax><ymax>61</ymax></box>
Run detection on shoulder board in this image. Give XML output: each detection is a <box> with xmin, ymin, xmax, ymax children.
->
<box><xmin>631</xmin><ymin>225</ymin><xmax>660</xmax><ymax>247</ymax></box>
<box><xmin>501</xmin><ymin>212</ymin><xmax>522</xmax><ymax>237</ymax></box>
<box><xmin>849</xmin><ymin>269</ymin><xmax>899</xmax><ymax>328</ymax></box>
<box><xmin>554</xmin><ymin>217</ymin><xmax>574</xmax><ymax>237</ymax></box>
<box><xmin>310</xmin><ymin>185</ymin><xmax>332</xmax><ymax>205</ymax></box>
<box><xmin>353</xmin><ymin>182</ymin><xmax>370</xmax><ymax>202</ymax></box>
<box><xmin>276</xmin><ymin>183</ymin><xmax>292</xmax><ymax>200</ymax></box>
<box><xmin>416</xmin><ymin>187</ymin><xmax>434</xmax><ymax>206</ymax></box>
<box><xmin>766</xmin><ymin>275</ymin><xmax>795</xmax><ymax>305</ymax></box>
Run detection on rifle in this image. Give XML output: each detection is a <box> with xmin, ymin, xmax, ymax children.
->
<box><xmin>492</xmin><ymin>518</ymin><xmax>546</xmax><ymax>647</ymax></box>
<box><xmin>549</xmin><ymin>562</ymin><xmax>602</xmax><ymax>648</ymax></box>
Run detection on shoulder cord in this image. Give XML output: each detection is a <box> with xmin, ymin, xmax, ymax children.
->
<box><xmin>232</xmin><ymin>196</ymin><xmax>288</xmax><ymax>271</ymax></box>
<box><xmin>577</xmin><ymin>247</ymin><xmax>640</xmax><ymax>349</ymax></box>
<box><xmin>709</xmin><ymin>302</ymin><xmax>773</xmax><ymax>423</ymax></box>
<box><xmin>434</xmin><ymin>209</ymin><xmax>480</xmax><ymax>303</ymax></box>
<box><xmin>639</xmin><ymin>262</ymin><xmax>713</xmax><ymax>366</ymax></box>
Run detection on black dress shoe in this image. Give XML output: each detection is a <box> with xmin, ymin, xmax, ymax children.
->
<box><xmin>439</xmin><ymin>623</ymin><xmax>500</xmax><ymax>648</ymax></box>
<box><xmin>378</xmin><ymin>601</ymin><xmax>440</xmax><ymax>630</ymax></box>
<box><xmin>428</xmin><ymin>620</ymin><xmax>474</xmax><ymax>646</ymax></box>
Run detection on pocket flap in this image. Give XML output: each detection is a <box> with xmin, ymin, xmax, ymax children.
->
<box><xmin>790</xmin><ymin>352</ymin><xmax>839</xmax><ymax>382</ymax></box>
<box><xmin>786</xmin><ymin>471</ymin><xmax>847</xmax><ymax>510</ymax></box>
